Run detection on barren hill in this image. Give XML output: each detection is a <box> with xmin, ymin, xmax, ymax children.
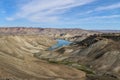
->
<box><xmin>35</xmin><ymin>33</ymin><xmax>120</xmax><ymax>80</ymax></box>
<box><xmin>0</xmin><ymin>27</ymin><xmax>96</xmax><ymax>41</ymax></box>
<box><xmin>0</xmin><ymin>28</ymin><xmax>120</xmax><ymax>80</ymax></box>
<box><xmin>0</xmin><ymin>35</ymin><xmax>85</xmax><ymax>80</ymax></box>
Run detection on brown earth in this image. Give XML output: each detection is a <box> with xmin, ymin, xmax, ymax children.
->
<box><xmin>1</xmin><ymin>28</ymin><xmax>120</xmax><ymax>80</ymax></box>
<box><xmin>35</xmin><ymin>33</ymin><xmax>120</xmax><ymax>80</ymax></box>
<box><xmin>0</xmin><ymin>27</ymin><xmax>97</xmax><ymax>41</ymax></box>
<box><xmin>0</xmin><ymin>35</ymin><xmax>86</xmax><ymax>80</ymax></box>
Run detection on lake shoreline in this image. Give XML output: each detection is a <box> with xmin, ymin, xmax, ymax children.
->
<box><xmin>48</xmin><ymin>39</ymin><xmax>72</xmax><ymax>50</ymax></box>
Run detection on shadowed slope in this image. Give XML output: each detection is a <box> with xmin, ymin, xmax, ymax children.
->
<box><xmin>35</xmin><ymin>34</ymin><xmax>120</xmax><ymax>80</ymax></box>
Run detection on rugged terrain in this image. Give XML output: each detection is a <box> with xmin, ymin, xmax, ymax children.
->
<box><xmin>0</xmin><ymin>28</ymin><xmax>120</xmax><ymax>80</ymax></box>
<box><xmin>0</xmin><ymin>35</ymin><xmax>86</xmax><ymax>80</ymax></box>
<box><xmin>35</xmin><ymin>33</ymin><xmax>120</xmax><ymax>80</ymax></box>
<box><xmin>0</xmin><ymin>27</ymin><xmax>96</xmax><ymax>41</ymax></box>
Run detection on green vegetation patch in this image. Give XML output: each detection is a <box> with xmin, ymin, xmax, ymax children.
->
<box><xmin>47</xmin><ymin>60</ymin><xmax>95</xmax><ymax>74</ymax></box>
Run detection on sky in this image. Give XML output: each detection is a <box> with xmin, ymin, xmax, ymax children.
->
<box><xmin>0</xmin><ymin>0</ymin><xmax>120</xmax><ymax>30</ymax></box>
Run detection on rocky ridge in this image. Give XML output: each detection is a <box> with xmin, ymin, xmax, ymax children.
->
<box><xmin>0</xmin><ymin>27</ymin><xmax>97</xmax><ymax>41</ymax></box>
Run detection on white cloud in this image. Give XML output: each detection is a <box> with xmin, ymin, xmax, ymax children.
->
<box><xmin>1</xmin><ymin>10</ymin><xmax>6</xmax><ymax>14</ymax></box>
<box><xmin>93</xmin><ymin>15</ymin><xmax>120</xmax><ymax>19</ymax></box>
<box><xmin>80</xmin><ymin>15</ymin><xmax>120</xmax><ymax>21</ymax></box>
<box><xmin>95</xmin><ymin>2</ymin><xmax>120</xmax><ymax>11</ymax></box>
<box><xmin>6</xmin><ymin>17</ymin><xmax>15</xmax><ymax>21</ymax></box>
<box><xmin>11</xmin><ymin>0</ymin><xmax>96</xmax><ymax>22</ymax></box>
<box><xmin>80</xmin><ymin>2</ymin><xmax>120</xmax><ymax>15</ymax></box>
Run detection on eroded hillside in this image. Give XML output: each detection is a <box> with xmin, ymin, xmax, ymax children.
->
<box><xmin>35</xmin><ymin>33</ymin><xmax>120</xmax><ymax>80</ymax></box>
<box><xmin>0</xmin><ymin>27</ymin><xmax>97</xmax><ymax>41</ymax></box>
<box><xmin>0</xmin><ymin>28</ymin><xmax>120</xmax><ymax>80</ymax></box>
<box><xmin>0</xmin><ymin>35</ymin><xmax>86</xmax><ymax>80</ymax></box>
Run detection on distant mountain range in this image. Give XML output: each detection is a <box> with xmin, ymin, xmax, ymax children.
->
<box><xmin>95</xmin><ymin>30</ymin><xmax>120</xmax><ymax>33</ymax></box>
<box><xmin>0</xmin><ymin>27</ymin><xmax>97</xmax><ymax>41</ymax></box>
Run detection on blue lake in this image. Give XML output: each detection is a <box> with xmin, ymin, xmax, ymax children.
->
<box><xmin>48</xmin><ymin>39</ymin><xmax>72</xmax><ymax>50</ymax></box>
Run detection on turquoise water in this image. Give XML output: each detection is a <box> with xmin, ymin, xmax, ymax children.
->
<box><xmin>48</xmin><ymin>39</ymin><xmax>72</xmax><ymax>50</ymax></box>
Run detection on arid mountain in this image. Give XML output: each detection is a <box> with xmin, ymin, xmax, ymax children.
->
<box><xmin>0</xmin><ymin>28</ymin><xmax>120</xmax><ymax>80</ymax></box>
<box><xmin>0</xmin><ymin>35</ymin><xmax>85</xmax><ymax>80</ymax></box>
<box><xmin>0</xmin><ymin>27</ymin><xmax>97</xmax><ymax>41</ymax></box>
<box><xmin>95</xmin><ymin>30</ymin><xmax>120</xmax><ymax>33</ymax></box>
<box><xmin>35</xmin><ymin>33</ymin><xmax>120</xmax><ymax>80</ymax></box>
<box><xmin>65</xmin><ymin>34</ymin><xmax>120</xmax><ymax>75</ymax></box>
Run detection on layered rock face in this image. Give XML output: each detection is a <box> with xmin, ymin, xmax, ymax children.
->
<box><xmin>0</xmin><ymin>27</ymin><xmax>96</xmax><ymax>41</ymax></box>
<box><xmin>0</xmin><ymin>35</ymin><xmax>86</xmax><ymax>80</ymax></box>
